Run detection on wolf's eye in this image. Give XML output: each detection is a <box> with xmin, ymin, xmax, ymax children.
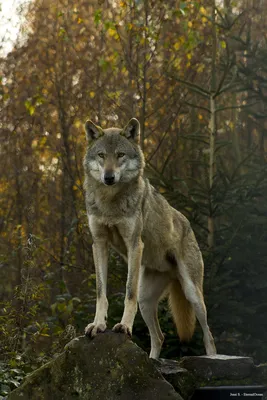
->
<box><xmin>117</xmin><ymin>152</ymin><xmax>125</xmax><ymax>158</ymax></box>
<box><xmin>98</xmin><ymin>153</ymin><xmax>105</xmax><ymax>158</ymax></box>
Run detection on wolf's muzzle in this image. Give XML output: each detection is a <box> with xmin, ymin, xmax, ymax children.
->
<box><xmin>104</xmin><ymin>171</ymin><xmax>115</xmax><ymax>185</ymax></box>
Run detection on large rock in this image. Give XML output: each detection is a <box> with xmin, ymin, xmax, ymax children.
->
<box><xmin>153</xmin><ymin>358</ymin><xmax>196</xmax><ymax>400</ymax></box>
<box><xmin>8</xmin><ymin>332</ymin><xmax>182</xmax><ymax>400</ymax></box>
<box><xmin>180</xmin><ymin>354</ymin><xmax>255</xmax><ymax>384</ymax></box>
<box><xmin>8</xmin><ymin>331</ymin><xmax>267</xmax><ymax>400</ymax></box>
<box><xmin>154</xmin><ymin>356</ymin><xmax>265</xmax><ymax>399</ymax></box>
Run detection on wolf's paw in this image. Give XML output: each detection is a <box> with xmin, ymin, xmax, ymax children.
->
<box><xmin>112</xmin><ymin>323</ymin><xmax>132</xmax><ymax>337</ymax></box>
<box><xmin>84</xmin><ymin>322</ymin><xmax>106</xmax><ymax>338</ymax></box>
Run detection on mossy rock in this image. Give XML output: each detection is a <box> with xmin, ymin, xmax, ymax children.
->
<box><xmin>8</xmin><ymin>332</ymin><xmax>182</xmax><ymax>400</ymax></box>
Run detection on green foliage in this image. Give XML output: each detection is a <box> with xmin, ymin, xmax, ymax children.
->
<box><xmin>0</xmin><ymin>360</ymin><xmax>26</xmax><ymax>397</ymax></box>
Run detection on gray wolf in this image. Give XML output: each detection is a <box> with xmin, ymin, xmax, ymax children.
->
<box><xmin>83</xmin><ymin>118</ymin><xmax>216</xmax><ymax>358</ymax></box>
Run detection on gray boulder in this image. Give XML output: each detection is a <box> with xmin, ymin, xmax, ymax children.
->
<box><xmin>153</xmin><ymin>358</ymin><xmax>196</xmax><ymax>400</ymax></box>
<box><xmin>180</xmin><ymin>354</ymin><xmax>255</xmax><ymax>385</ymax></box>
<box><xmin>8</xmin><ymin>331</ymin><xmax>266</xmax><ymax>400</ymax></box>
<box><xmin>8</xmin><ymin>332</ymin><xmax>182</xmax><ymax>400</ymax></box>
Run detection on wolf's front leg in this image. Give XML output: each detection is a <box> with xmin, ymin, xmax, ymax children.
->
<box><xmin>85</xmin><ymin>239</ymin><xmax>109</xmax><ymax>337</ymax></box>
<box><xmin>113</xmin><ymin>237</ymin><xmax>144</xmax><ymax>336</ymax></box>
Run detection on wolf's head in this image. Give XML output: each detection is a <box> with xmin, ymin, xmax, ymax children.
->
<box><xmin>83</xmin><ymin>118</ymin><xmax>145</xmax><ymax>186</ymax></box>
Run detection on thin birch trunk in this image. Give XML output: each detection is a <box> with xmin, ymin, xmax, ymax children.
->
<box><xmin>208</xmin><ymin>0</ymin><xmax>217</xmax><ymax>248</ymax></box>
<box><xmin>140</xmin><ymin>0</ymin><xmax>148</xmax><ymax>151</ymax></box>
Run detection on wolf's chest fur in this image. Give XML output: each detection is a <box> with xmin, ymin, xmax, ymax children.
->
<box><xmin>84</xmin><ymin>175</ymin><xmax>145</xmax><ymax>220</ymax></box>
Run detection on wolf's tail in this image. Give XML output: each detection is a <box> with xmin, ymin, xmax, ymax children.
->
<box><xmin>168</xmin><ymin>279</ymin><xmax>196</xmax><ymax>342</ymax></box>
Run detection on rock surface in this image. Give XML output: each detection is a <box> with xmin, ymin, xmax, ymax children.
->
<box><xmin>153</xmin><ymin>358</ymin><xmax>196</xmax><ymax>399</ymax></box>
<box><xmin>8</xmin><ymin>332</ymin><xmax>182</xmax><ymax>400</ymax></box>
<box><xmin>180</xmin><ymin>354</ymin><xmax>254</xmax><ymax>381</ymax></box>
<box><xmin>8</xmin><ymin>332</ymin><xmax>267</xmax><ymax>400</ymax></box>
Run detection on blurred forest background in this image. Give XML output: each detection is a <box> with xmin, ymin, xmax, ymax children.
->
<box><xmin>1</xmin><ymin>0</ymin><xmax>267</xmax><ymax>395</ymax></box>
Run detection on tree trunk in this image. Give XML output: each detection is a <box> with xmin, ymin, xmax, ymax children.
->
<box><xmin>208</xmin><ymin>0</ymin><xmax>217</xmax><ymax>249</ymax></box>
<box><xmin>140</xmin><ymin>0</ymin><xmax>149</xmax><ymax>151</ymax></box>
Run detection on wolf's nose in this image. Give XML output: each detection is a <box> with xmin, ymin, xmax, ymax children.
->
<box><xmin>104</xmin><ymin>172</ymin><xmax>115</xmax><ymax>185</ymax></box>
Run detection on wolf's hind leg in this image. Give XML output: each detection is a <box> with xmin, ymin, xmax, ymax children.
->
<box><xmin>138</xmin><ymin>268</ymin><xmax>170</xmax><ymax>359</ymax></box>
<box><xmin>178</xmin><ymin>263</ymin><xmax>216</xmax><ymax>355</ymax></box>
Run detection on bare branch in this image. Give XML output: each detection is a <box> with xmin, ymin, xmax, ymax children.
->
<box><xmin>183</xmin><ymin>101</ymin><xmax>210</xmax><ymax>113</ymax></box>
<box><xmin>215</xmin><ymin>102</ymin><xmax>259</xmax><ymax>113</ymax></box>
<box><xmin>167</xmin><ymin>75</ymin><xmax>210</xmax><ymax>98</ymax></box>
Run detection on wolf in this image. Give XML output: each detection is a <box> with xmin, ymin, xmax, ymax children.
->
<box><xmin>83</xmin><ymin>118</ymin><xmax>216</xmax><ymax>359</ymax></box>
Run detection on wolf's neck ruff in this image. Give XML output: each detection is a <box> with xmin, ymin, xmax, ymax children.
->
<box><xmin>84</xmin><ymin>173</ymin><xmax>145</xmax><ymax>220</ymax></box>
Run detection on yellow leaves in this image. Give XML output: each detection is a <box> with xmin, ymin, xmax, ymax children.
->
<box><xmin>58</xmin><ymin>27</ymin><xmax>66</xmax><ymax>38</ymax></box>
<box><xmin>146</xmin><ymin>82</ymin><xmax>150</xmax><ymax>90</ymax></box>
<box><xmin>198</xmin><ymin>114</ymin><xmax>203</xmax><ymax>120</ymax></box>
<box><xmin>107</xmin><ymin>28</ymin><xmax>115</xmax><ymax>37</ymax></box>
<box><xmin>140</xmin><ymin>37</ymin><xmax>146</xmax><ymax>45</ymax></box>
<box><xmin>32</xmin><ymin>139</ymin><xmax>38</xmax><ymax>149</ymax></box>
<box><xmin>39</xmin><ymin>137</ymin><xmax>47</xmax><ymax>147</ymax></box>
<box><xmin>106</xmin><ymin>27</ymin><xmax>119</xmax><ymax>40</ymax></box>
<box><xmin>188</xmin><ymin>21</ymin><xmax>193</xmax><ymax>28</ymax></box>
<box><xmin>73</xmin><ymin>179</ymin><xmax>81</xmax><ymax>191</ymax></box>
<box><xmin>89</xmin><ymin>91</ymin><xmax>95</xmax><ymax>98</ymax></box>
<box><xmin>173</xmin><ymin>36</ymin><xmax>185</xmax><ymax>52</ymax></box>
<box><xmin>198</xmin><ymin>6</ymin><xmax>209</xmax><ymax>25</ymax></box>
<box><xmin>228</xmin><ymin>121</ymin><xmax>234</xmax><ymax>130</ymax></box>
<box><xmin>174</xmin><ymin>42</ymin><xmax>180</xmax><ymax>51</ymax></box>
<box><xmin>200</xmin><ymin>6</ymin><xmax>207</xmax><ymax>15</ymax></box>
<box><xmin>173</xmin><ymin>58</ymin><xmax>181</xmax><ymax>70</ymax></box>
<box><xmin>24</xmin><ymin>99</ymin><xmax>35</xmax><ymax>116</ymax></box>
<box><xmin>0</xmin><ymin>180</ymin><xmax>8</xmax><ymax>193</ymax></box>
<box><xmin>77</xmin><ymin>18</ymin><xmax>83</xmax><ymax>24</ymax></box>
<box><xmin>13</xmin><ymin>224</ymin><xmax>26</xmax><ymax>240</ymax></box>
<box><xmin>74</xmin><ymin>120</ymin><xmax>82</xmax><ymax>128</ymax></box>
<box><xmin>221</xmin><ymin>40</ymin><xmax>227</xmax><ymax>49</ymax></box>
<box><xmin>121</xmin><ymin>66</ymin><xmax>129</xmax><ymax>77</ymax></box>
<box><xmin>186</xmin><ymin>53</ymin><xmax>192</xmax><ymax>67</ymax></box>
<box><xmin>31</xmin><ymin>136</ymin><xmax>47</xmax><ymax>150</ymax></box>
<box><xmin>197</xmin><ymin>64</ymin><xmax>205</xmax><ymax>73</ymax></box>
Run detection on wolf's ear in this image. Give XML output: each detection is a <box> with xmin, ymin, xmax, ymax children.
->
<box><xmin>122</xmin><ymin>118</ymin><xmax>140</xmax><ymax>144</ymax></box>
<box><xmin>84</xmin><ymin>120</ymin><xmax>103</xmax><ymax>141</ymax></box>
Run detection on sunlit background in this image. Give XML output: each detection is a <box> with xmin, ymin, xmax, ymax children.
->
<box><xmin>0</xmin><ymin>0</ymin><xmax>29</xmax><ymax>55</ymax></box>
